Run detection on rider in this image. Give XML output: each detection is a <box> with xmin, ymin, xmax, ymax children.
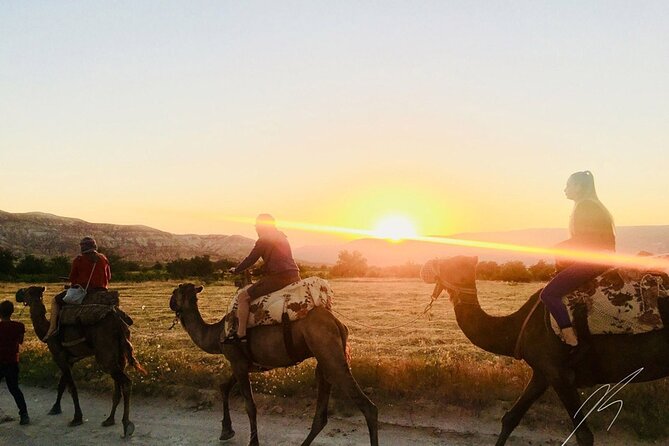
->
<box><xmin>43</xmin><ymin>236</ymin><xmax>112</xmax><ymax>340</ymax></box>
<box><xmin>540</xmin><ymin>171</ymin><xmax>615</xmax><ymax>357</ymax></box>
<box><xmin>224</xmin><ymin>214</ymin><xmax>301</xmax><ymax>346</ymax></box>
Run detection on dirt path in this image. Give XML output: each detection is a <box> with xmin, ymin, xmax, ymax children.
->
<box><xmin>0</xmin><ymin>385</ymin><xmax>648</xmax><ymax>445</ymax></box>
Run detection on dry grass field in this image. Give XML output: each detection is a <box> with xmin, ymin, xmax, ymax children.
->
<box><xmin>2</xmin><ymin>278</ymin><xmax>669</xmax><ymax>439</ymax></box>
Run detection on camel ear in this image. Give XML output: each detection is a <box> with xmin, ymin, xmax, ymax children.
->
<box><xmin>40</xmin><ymin>286</ymin><xmax>46</xmax><ymax>293</ymax></box>
<box><xmin>195</xmin><ymin>285</ymin><xmax>204</xmax><ymax>293</ymax></box>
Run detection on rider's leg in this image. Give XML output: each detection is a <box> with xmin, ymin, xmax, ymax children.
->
<box><xmin>540</xmin><ymin>263</ymin><xmax>607</xmax><ymax>347</ymax></box>
<box><xmin>43</xmin><ymin>296</ymin><xmax>61</xmax><ymax>340</ymax></box>
<box><xmin>236</xmin><ymin>290</ymin><xmax>251</xmax><ymax>338</ymax></box>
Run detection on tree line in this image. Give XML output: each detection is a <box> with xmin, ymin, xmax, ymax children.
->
<box><xmin>0</xmin><ymin>247</ymin><xmax>555</xmax><ymax>283</ymax></box>
<box><xmin>329</xmin><ymin>250</ymin><xmax>556</xmax><ymax>282</ymax></box>
<box><xmin>0</xmin><ymin>247</ymin><xmax>238</xmax><ymax>282</ymax></box>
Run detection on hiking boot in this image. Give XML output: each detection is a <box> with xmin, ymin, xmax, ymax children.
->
<box><xmin>222</xmin><ymin>334</ymin><xmax>252</xmax><ymax>360</ymax></box>
<box><xmin>19</xmin><ymin>414</ymin><xmax>30</xmax><ymax>425</ymax></box>
<box><xmin>222</xmin><ymin>333</ymin><xmax>243</xmax><ymax>345</ymax></box>
<box><xmin>560</xmin><ymin>327</ymin><xmax>579</xmax><ymax>346</ymax></box>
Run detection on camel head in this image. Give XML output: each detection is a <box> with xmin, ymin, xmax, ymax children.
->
<box><xmin>15</xmin><ymin>286</ymin><xmax>46</xmax><ymax>307</ymax></box>
<box><xmin>421</xmin><ymin>256</ymin><xmax>478</xmax><ymax>299</ymax></box>
<box><xmin>169</xmin><ymin>283</ymin><xmax>204</xmax><ymax>315</ymax></box>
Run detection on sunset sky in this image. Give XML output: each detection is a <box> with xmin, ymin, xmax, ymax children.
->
<box><xmin>1</xmin><ymin>2</ymin><xmax>668</xmax><ymax>247</ymax></box>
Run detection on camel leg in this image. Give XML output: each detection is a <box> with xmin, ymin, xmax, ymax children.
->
<box><xmin>234</xmin><ymin>369</ymin><xmax>259</xmax><ymax>446</ymax></box>
<box><xmin>301</xmin><ymin>364</ymin><xmax>332</xmax><ymax>446</ymax></box>
<box><xmin>305</xmin><ymin>319</ymin><xmax>378</xmax><ymax>445</ymax></box>
<box><xmin>550</xmin><ymin>375</ymin><xmax>594</xmax><ymax>446</ymax></box>
<box><xmin>48</xmin><ymin>374</ymin><xmax>67</xmax><ymax>415</ymax></box>
<box><xmin>330</xmin><ymin>365</ymin><xmax>377</xmax><ymax>445</ymax></box>
<box><xmin>311</xmin><ymin>352</ymin><xmax>378</xmax><ymax>444</ymax></box>
<box><xmin>220</xmin><ymin>375</ymin><xmax>237</xmax><ymax>441</ymax></box>
<box><xmin>116</xmin><ymin>372</ymin><xmax>134</xmax><ymax>438</ymax></box>
<box><xmin>495</xmin><ymin>370</ymin><xmax>548</xmax><ymax>446</ymax></box>
<box><xmin>101</xmin><ymin>378</ymin><xmax>121</xmax><ymax>427</ymax></box>
<box><xmin>58</xmin><ymin>367</ymin><xmax>83</xmax><ymax>426</ymax></box>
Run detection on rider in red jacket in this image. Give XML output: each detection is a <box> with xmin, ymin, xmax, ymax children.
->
<box><xmin>44</xmin><ymin>237</ymin><xmax>111</xmax><ymax>340</ymax></box>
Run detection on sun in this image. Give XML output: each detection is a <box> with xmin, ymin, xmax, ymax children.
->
<box><xmin>373</xmin><ymin>215</ymin><xmax>418</xmax><ymax>242</ymax></box>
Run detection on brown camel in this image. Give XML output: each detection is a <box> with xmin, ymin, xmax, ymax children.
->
<box><xmin>169</xmin><ymin>283</ymin><xmax>378</xmax><ymax>446</ymax></box>
<box><xmin>429</xmin><ymin>256</ymin><xmax>669</xmax><ymax>446</ymax></box>
<box><xmin>15</xmin><ymin>286</ymin><xmax>144</xmax><ymax>437</ymax></box>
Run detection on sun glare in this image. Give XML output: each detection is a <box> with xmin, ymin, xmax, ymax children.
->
<box><xmin>373</xmin><ymin>215</ymin><xmax>418</xmax><ymax>242</ymax></box>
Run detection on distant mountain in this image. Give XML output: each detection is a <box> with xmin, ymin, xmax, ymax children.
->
<box><xmin>293</xmin><ymin>226</ymin><xmax>669</xmax><ymax>266</ymax></box>
<box><xmin>3</xmin><ymin>210</ymin><xmax>668</xmax><ymax>267</ymax></box>
<box><xmin>0</xmin><ymin>210</ymin><xmax>255</xmax><ymax>262</ymax></box>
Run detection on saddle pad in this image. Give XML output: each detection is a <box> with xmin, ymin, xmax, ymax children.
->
<box><xmin>60</xmin><ymin>304</ymin><xmax>115</xmax><ymax>326</ymax></box>
<box><xmin>82</xmin><ymin>290</ymin><xmax>120</xmax><ymax>306</ymax></box>
<box><xmin>550</xmin><ymin>267</ymin><xmax>669</xmax><ymax>338</ymax></box>
<box><xmin>223</xmin><ymin>276</ymin><xmax>334</xmax><ymax>337</ymax></box>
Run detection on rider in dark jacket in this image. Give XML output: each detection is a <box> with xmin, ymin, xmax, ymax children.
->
<box><xmin>224</xmin><ymin>214</ymin><xmax>301</xmax><ymax>345</ymax></box>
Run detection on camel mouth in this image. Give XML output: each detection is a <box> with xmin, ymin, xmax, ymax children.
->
<box><xmin>15</xmin><ymin>288</ymin><xmax>26</xmax><ymax>303</ymax></box>
<box><xmin>169</xmin><ymin>292</ymin><xmax>178</xmax><ymax>312</ymax></box>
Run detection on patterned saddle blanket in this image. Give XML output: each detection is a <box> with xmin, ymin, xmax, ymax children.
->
<box><xmin>223</xmin><ymin>277</ymin><xmax>334</xmax><ymax>337</ymax></box>
<box><xmin>550</xmin><ymin>267</ymin><xmax>669</xmax><ymax>337</ymax></box>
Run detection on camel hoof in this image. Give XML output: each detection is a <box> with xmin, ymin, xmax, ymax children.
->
<box><xmin>123</xmin><ymin>420</ymin><xmax>135</xmax><ymax>438</ymax></box>
<box><xmin>69</xmin><ymin>419</ymin><xmax>83</xmax><ymax>427</ymax></box>
<box><xmin>48</xmin><ymin>406</ymin><xmax>62</xmax><ymax>415</ymax></box>
<box><xmin>220</xmin><ymin>429</ymin><xmax>235</xmax><ymax>441</ymax></box>
<box><xmin>101</xmin><ymin>417</ymin><xmax>115</xmax><ymax>427</ymax></box>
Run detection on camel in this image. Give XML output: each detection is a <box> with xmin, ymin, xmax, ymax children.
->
<box><xmin>428</xmin><ymin>256</ymin><xmax>669</xmax><ymax>446</ymax></box>
<box><xmin>168</xmin><ymin>283</ymin><xmax>378</xmax><ymax>446</ymax></box>
<box><xmin>15</xmin><ymin>286</ymin><xmax>144</xmax><ymax>437</ymax></box>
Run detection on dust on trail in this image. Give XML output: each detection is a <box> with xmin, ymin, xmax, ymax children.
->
<box><xmin>0</xmin><ymin>385</ymin><xmax>645</xmax><ymax>446</ymax></box>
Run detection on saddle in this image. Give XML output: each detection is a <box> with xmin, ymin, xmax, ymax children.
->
<box><xmin>550</xmin><ymin>266</ymin><xmax>669</xmax><ymax>339</ymax></box>
<box><xmin>222</xmin><ymin>276</ymin><xmax>334</xmax><ymax>338</ymax></box>
<box><xmin>60</xmin><ymin>290</ymin><xmax>133</xmax><ymax>327</ymax></box>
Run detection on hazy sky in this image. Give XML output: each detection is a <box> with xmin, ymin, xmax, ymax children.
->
<box><xmin>1</xmin><ymin>1</ymin><xmax>667</xmax><ymax>246</ymax></box>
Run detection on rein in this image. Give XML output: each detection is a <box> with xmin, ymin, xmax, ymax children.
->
<box><xmin>330</xmin><ymin>278</ymin><xmax>477</xmax><ymax>331</ymax></box>
<box><xmin>330</xmin><ymin>288</ymin><xmax>443</xmax><ymax>331</ymax></box>
<box><xmin>435</xmin><ymin>278</ymin><xmax>478</xmax><ymax>308</ymax></box>
<box><xmin>168</xmin><ymin>311</ymin><xmax>181</xmax><ymax>330</ymax></box>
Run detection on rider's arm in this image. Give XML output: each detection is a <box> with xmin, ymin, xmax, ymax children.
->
<box><xmin>571</xmin><ymin>201</ymin><xmax>613</xmax><ymax>249</ymax></box>
<box><xmin>233</xmin><ymin>239</ymin><xmax>267</xmax><ymax>273</ymax></box>
<box><xmin>102</xmin><ymin>255</ymin><xmax>111</xmax><ymax>281</ymax></box>
<box><xmin>68</xmin><ymin>256</ymin><xmax>80</xmax><ymax>284</ymax></box>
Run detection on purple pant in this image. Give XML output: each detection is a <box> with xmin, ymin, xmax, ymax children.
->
<box><xmin>540</xmin><ymin>263</ymin><xmax>608</xmax><ymax>329</ymax></box>
<box><xmin>247</xmin><ymin>271</ymin><xmax>301</xmax><ymax>300</ymax></box>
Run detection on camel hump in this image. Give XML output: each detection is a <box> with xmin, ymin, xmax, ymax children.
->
<box><xmin>223</xmin><ymin>277</ymin><xmax>334</xmax><ymax>337</ymax></box>
<box><xmin>550</xmin><ymin>267</ymin><xmax>669</xmax><ymax>338</ymax></box>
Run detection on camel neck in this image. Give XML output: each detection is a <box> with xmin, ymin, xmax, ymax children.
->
<box><xmin>29</xmin><ymin>301</ymin><xmax>49</xmax><ymax>340</ymax></box>
<box><xmin>451</xmin><ymin>291</ymin><xmax>523</xmax><ymax>358</ymax></box>
<box><xmin>180</xmin><ymin>303</ymin><xmax>225</xmax><ymax>354</ymax></box>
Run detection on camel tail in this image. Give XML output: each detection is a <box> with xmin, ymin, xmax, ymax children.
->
<box><xmin>124</xmin><ymin>337</ymin><xmax>148</xmax><ymax>375</ymax></box>
<box><xmin>118</xmin><ymin>321</ymin><xmax>148</xmax><ymax>376</ymax></box>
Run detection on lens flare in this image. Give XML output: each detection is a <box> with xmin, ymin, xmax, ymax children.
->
<box><xmin>373</xmin><ymin>215</ymin><xmax>417</xmax><ymax>241</ymax></box>
<box><xmin>221</xmin><ymin>215</ymin><xmax>669</xmax><ymax>272</ymax></box>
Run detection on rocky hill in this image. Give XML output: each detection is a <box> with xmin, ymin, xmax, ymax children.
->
<box><xmin>0</xmin><ymin>210</ymin><xmax>254</xmax><ymax>262</ymax></box>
